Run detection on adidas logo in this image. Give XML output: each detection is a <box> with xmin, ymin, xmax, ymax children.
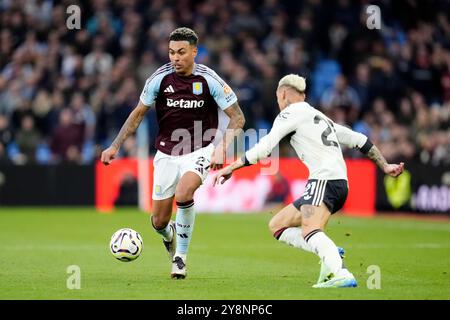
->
<box><xmin>164</xmin><ymin>85</ymin><xmax>175</xmax><ymax>93</ymax></box>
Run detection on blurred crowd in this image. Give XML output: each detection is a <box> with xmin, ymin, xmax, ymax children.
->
<box><xmin>0</xmin><ymin>0</ymin><xmax>449</xmax><ymax>166</ymax></box>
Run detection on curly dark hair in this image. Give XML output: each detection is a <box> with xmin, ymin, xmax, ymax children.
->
<box><xmin>169</xmin><ymin>27</ymin><xmax>198</xmax><ymax>46</ymax></box>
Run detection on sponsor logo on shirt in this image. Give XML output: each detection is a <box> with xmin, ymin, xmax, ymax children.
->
<box><xmin>167</xmin><ymin>98</ymin><xmax>205</xmax><ymax>108</ymax></box>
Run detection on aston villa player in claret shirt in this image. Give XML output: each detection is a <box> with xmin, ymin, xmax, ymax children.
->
<box><xmin>101</xmin><ymin>27</ymin><xmax>245</xmax><ymax>279</ymax></box>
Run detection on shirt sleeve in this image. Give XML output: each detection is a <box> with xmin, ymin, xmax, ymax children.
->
<box><xmin>139</xmin><ymin>68</ymin><xmax>167</xmax><ymax>106</ymax></box>
<box><xmin>334</xmin><ymin>123</ymin><xmax>368</xmax><ymax>149</ymax></box>
<box><xmin>203</xmin><ymin>71</ymin><xmax>238</xmax><ymax>110</ymax></box>
<box><xmin>245</xmin><ymin>108</ymin><xmax>298</xmax><ymax>164</ymax></box>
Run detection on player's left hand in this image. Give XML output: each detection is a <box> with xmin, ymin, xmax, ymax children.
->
<box><xmin>213</xmin><ymin>166</ymin><xmax>233</xmax><ymax>186</ymax></box>
<box><xmin>384</xmin><ymin>162</ymin><xmax>404</xmax><ymax>178</ymax></box>
<box><xmin>210</xmin><ymin>147</ymin><xmax>225</xmax><ymax>170</ymax></box>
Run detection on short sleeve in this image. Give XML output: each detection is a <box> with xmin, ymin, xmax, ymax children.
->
<box><xmin>195</xmin><ymin>65</ymin><xmax>237</xmax><ymax>110</ymax></box>
<box><xmin>140</xmin><ymin>64</ymin><xmax>173</xmax><ymax>107</ymax></box>
<box><xmin>209</xmin><ymin>77</ymin><xmax>238</xmax><ymax>110</ymax></box>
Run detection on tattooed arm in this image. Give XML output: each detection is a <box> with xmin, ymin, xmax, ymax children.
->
<box><xmin>366</xmin><ymin>144</ymin><xmax>404</xmax><ymax>178</ymax></box>
<box><xmin>210</xmin><ymin>102</ymin><xmax>245</xmax><ymax>170</ymax></box>
<box><xmin>101</xmin><ymin>100</ymin><xmax>149</xmax><ymax>165</ymax></box>
<box><xmin>334</xmin><ymin>123</ymin><xmax>404</xmax><ymax>178</ymax></box>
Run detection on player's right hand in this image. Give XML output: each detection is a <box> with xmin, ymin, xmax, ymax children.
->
<box><xmin>101</xmin><ymin>146</ymin><xmax>118</xmax><ymax>166</ymax></box>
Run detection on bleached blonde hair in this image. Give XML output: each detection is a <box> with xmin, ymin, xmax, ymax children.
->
<box><xmin>277</xmin><ymin>74</ymin><xmax>306</xmax><ymax>93</ymax></box>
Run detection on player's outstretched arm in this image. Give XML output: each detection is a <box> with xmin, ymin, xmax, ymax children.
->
<box><xmin>333</xmin><ymin>123</ymin><xmax>404</xmax><ymax>177</ymax></box>
<box><xmin>214</xmin><ymin>108</ymin><xmax>297</xmax><ymax>185</ymax></box>
<box><xmin>366</xmin><ymin>144</ymin><xmax>404</xmax><ymax>178</ymax></box>
<box><xmin>213</xmin><ymin>157</ymin><xmax>245</xmax><ymax>186</ymax></box>
<box><xmin>214</xmin><ymin>107</ymin><xmax>298</xmax><ymax>185</ymax></box>
<box><xmin>101</xmin><ymin>100</ymin><xmax>149</xmax><ymax>165</ymax></box>
<box><xmin>210</xmin><ymin>102</ymin><xmax>245</xmax><ymax>170</ymax></box>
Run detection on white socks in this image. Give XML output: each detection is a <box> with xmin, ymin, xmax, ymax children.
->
<box><xmin>275</xmin><ymin>227</ymin><xmax>348</xmax><ymax>277</ymax></box>
<box><xmin>278</xmin><ymin>227</ymin><xmax>313</xmax><ymax>253</ymax></box>
<box><xmin>151</xmin><ymin>217</ymin><xmax>173</xmax><ymax>242</ymax></box>
<box><xmin>175</xmin><ymin>200</ymin><xmax>196</xmax><ymax>256</ymax></box>
<box><xmin>304</xmin><ymin>229</ymin><xmax>345</xmax><ymax>276</ymax></box>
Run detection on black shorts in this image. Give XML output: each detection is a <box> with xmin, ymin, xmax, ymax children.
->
<box><xmin>293</xmin><ymin>179</ymin><xmax>348</xmax><ymax>214</ymax></box>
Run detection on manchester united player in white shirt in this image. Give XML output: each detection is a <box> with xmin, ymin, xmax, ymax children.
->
<box><xmin>214</xmin><ymin>74</ymin><xmax>404</xmax><ymax>288</ymax></box>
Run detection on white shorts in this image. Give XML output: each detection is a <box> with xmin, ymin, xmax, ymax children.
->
<box><xmin>152</xmin><ymin>143</ymin><xmax>214</xmax><ymax>200</ymax></box>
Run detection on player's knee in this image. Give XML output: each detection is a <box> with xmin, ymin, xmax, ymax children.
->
<box><xmin>301</xmin><ymin>226</ymin><xmax>322</xmax><ymax>239</ymax></box>
<box><xmin>268</xmin><ymin>217</ymin><xmax>280</xmax><ymax>235</ymax></box>
<box><xmin>175</xmin><ymin>186</ymin><xmax>196</xmax><ymax>203</ymax></box>
<box><xmin>269</xmin><ymin>217</ymin><xmax>289</xmax><ymax>239</ymax></box>
<box><xmin>151</xmin><ymin>214</ymin><xmax>170</xmax><ymax>230</ymax></box>
<box><xmin>301</xmin><ymin>228</ymin><xmax>310</xmax><ymax>239</ymax></box>
<box><xmin>301</xmin><ymin>221</ymin><xmax>313</xmax><ymax>238</ymax></box>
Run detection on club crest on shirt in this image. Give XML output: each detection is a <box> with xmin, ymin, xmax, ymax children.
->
<box><xmin>192</xmin><ymin>82</ymin><xmax>203</xmax><ymax>95</ymax></box>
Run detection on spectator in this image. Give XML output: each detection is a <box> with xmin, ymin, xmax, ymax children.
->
<box><xmin>265</xmin><ymin>172</ymin><xmax>290</xmax><ymax>204</ymax></box>
<box><xmin>351</xmin><ymin>62</ymin><xmax>372</xmax><ymax>111</ymax></box>
<box><xmin>83</xmin><ymin>36</ymin><xmax>113</xmax><ymax>76</ymax></box>
<box><xmin>0</xmin><ymin>142</ymin><xmax>11</xmax><ymax>165</ymax></box>
<box><xmin>0</xmin><ymin>0</ymin><xmax>448</xmax><ymax>165</ymax></box>
<box><xmin>320</xmin><ymin>74</ymin><xmax>361</xmax><ymax>124</ymax></box>
<box><xmin>114</xmin><ymin>172</ymin><xmax>138</xmax><ymax>206</ymax></box>
<box><xmin>50</xmin><ymin>109</ymin><xmax>84</xmax><ymax>163</ymax></box>
<box><xmin>229</xmin><ymin>64</ymin><xmax>260</xmax><ymax>129</ymax></box>
<box><xmin>70</xmin><ymin>92</ymin><xmax>96</xmax><ymax>143</ymax></box>
<box><xmin>15</xmin><ymin>115</ymin><xmax>40</xmax><ymax>163</ymax></box>
<box><xmin>0</xmin><ymin>114</ymin><xmax>13</xmax><ymax>147</ymax></box>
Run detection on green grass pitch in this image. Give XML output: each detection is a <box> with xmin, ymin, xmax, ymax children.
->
<box><xmin>0</xmin><ymin>208</ymin><xmax>449</xmax><ymax>300</ymax></box>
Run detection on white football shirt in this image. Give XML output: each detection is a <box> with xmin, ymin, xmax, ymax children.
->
<box><xmin>245</xmin><ymin>101</ymin><xmax>368</xmax><ymax>180</ymax></box>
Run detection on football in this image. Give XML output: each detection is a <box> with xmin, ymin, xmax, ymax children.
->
<box><xmin>110</xmin><ymin>228</ymin><xmax>143</xmax><ymax>262</ymax></box>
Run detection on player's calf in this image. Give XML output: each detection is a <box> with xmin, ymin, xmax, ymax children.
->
<box><xmin>151</xmin><ymin>215</ymin><xmax>173</xmax><ymax>242</ymax></box>
<box><xmin>162</xmin><ymin>221</ymin><xmax>177</xmax><ymax>261</ymax></box>
<box><xmin>273</xmin><ymin>227</ymin><xmax>314</xmax><ymax>253</ymax></box>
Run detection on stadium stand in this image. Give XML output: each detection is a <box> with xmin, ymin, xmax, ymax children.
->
<box><xmin>0</xmin><ymin>0</ymin><xmax>449</xmax><ymax>166</ymax></box>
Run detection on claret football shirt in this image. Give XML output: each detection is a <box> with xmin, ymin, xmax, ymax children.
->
<box><xmin>140</xmin><ymin>63</ymin><xmax>237</xmax><ymax>155</ymax></box>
